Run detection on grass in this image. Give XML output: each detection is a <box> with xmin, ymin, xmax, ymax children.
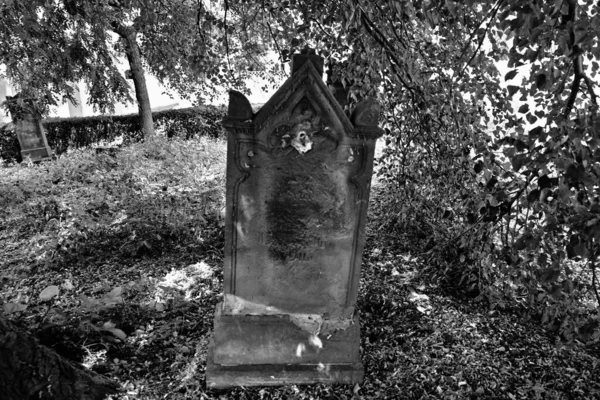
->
<box><xmin>0</xmin><ymin>136</ymin><xmax>599</xmax><ymax>399</ymax></box>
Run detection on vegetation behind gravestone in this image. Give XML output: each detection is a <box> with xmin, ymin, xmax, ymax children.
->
<box><xmin>0</xmin><ymin>105</ymin><xmax>227</xmax><ymax>163</ymax></box>
<box><xmin>0</xmin><ymin>134</ymin><xmax>226</xmax><ymax>265</ymax></box>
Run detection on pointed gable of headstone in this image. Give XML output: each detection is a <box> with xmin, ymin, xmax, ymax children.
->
<box><xmin>251</xmin><ymin>53</ymin><xmax>353</xmax><ymax>138</ymax></box>
<box><xmin>208</xmin><ymin>50</ymin><xmax>383</xmax><ymax>389</ymax></box>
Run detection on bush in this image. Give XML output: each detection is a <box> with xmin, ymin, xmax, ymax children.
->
<box><xmin>0</xmin><ymin>106</ymin><xmax>227</xmax><ymax>163</ymax></box>
<box><xmin>0</xmin><ymin>122</ymin><xmax>20</xmax><ymax>164</ymax></box>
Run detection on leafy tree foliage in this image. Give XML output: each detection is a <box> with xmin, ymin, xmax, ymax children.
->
<box><xmin>0</xmin><ymin>0</ymin><xmax>272</xmax><ymax>135</ymax></box>
<box><xmin>2</xmin><ymin>0</ymin><xmax>599</xmax><ymax>342</ymax></box>
<box><xmin>236</xmin><ymin>0</ymin><xmax>600</xmax><ymax>342</ymax></box>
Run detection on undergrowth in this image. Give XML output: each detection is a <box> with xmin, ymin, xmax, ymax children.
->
<box><xmin>0</xmin><ymin>135</ymin><xmax>226</xmax><ymax>263</ymax></box>
<box><xmin>0</xmin><ymin>137</ymin><xmax>599</xmax><ymax>399</ymax></box>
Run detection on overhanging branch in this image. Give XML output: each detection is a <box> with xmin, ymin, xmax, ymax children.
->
<box><xmin>458</xmin><ymin>0</ymin><xmax>504</xmax><ymax>78</ymax></box>
<box><xmin>357</xmin><ymin>5</ymin><xmax>415</xmax><ymax>94</ymax></box>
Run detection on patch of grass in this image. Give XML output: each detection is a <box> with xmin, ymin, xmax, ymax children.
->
<box><xmin>0</xmin><ymin>135</ymin><xmax>226</xmax><ymax>264</ymax></box>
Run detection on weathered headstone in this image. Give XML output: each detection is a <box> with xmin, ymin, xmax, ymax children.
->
<box><xmin>206</xmin><ymin>51</ymin><xmax>382</xmax><ymax>388</ymax></box>
<box><xmin>6</xmin><ymin>96</ymin><xmax>52</xmax><ymax>162</ymax></box>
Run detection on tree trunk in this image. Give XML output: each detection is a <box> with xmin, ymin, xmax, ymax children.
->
<box><xmin>116</xmin><ymin>25</ymin><xmax>154</xmax><ymax>137</ymax></box>
<box><xmin>0</xmin><ymin>314</ymin><xmax>118</xmax><ymax>400</ymax></box>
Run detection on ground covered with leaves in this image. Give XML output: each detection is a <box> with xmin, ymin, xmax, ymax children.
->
<box><xmin>1</xmin><ymin>137</ymin><xmax>599</xmax><ymax>399</ymax></box>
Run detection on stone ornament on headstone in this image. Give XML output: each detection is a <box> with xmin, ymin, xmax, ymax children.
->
<box><xmin>206</xmin><ymin>51</ymin><xmax>383</xmax><ymax>388</ymax></box>
<box><xmin>6</xmin><ymin>96</ymin><xmax>52</xmax><ymax>162</ymax></box>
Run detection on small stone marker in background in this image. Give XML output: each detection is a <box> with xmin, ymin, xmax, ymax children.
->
<box><xmin>206</xmin><ymin>50</ymin><xmax>383</xmax><ymax>388</ymax></box>
<box><xmin>6</xmin><ymin>95</ymin><xmax>53</xmax><ymax>162</ymax></box>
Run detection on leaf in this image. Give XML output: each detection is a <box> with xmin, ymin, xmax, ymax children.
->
<box><xmin>103</xmin><ymin>327</ymin><xmax>127</xmax><ymax>341</ymax></box>
<box><xmin>550</xmin><ymin>284</ymin><xmax>562</xmax><ymax>299</ymax></box>
<box><xmin>79</xmin><ymin>294</ymin><xmax>101</xmax><ymax>310</ymax></box>
<box><xmin>572</xmin><ymin>243</ymin><xmax>587</xmax><ymax>258</ymax></box>
<box><xmin>106</xmin><ymin>286</ymin><xmax>122</xmax><ymax>298</ymax></box>
<box><xmin>515</xmin><ymin>139</ymin><xmax>528</xmax><ymax>152</ymax></box>
<box><xmin>3</xmin><ymin>303</ymin><xmax>28</xmax><ymax>313</ymax></box>
<box><xmin>62</xmin><ymin>279</ymin><xmax>75</xmax><ymax>291</ymax></box>
<box><xmin>529</xmin><ymin>126</ymin><xmax>543</xmax><ymax>139</ymax></box>
<box><xmin>505</xmin><ymin>69</ymin><xmax>518</xmax><ymax>81</ymax></box>
<box><xmin>507</xmin><ymin>85</ymin><xmax>520</xmax><ymax>96</ymax></box>
<box><xmin>102</xmin><ymin>286</ymin><xmax>123</xmax><ymax>307</ymax></box>
<box><xmin>565</xmin><ymin>163</ymin><xmax>583</xmax><ymax>183</ymax></box>
<box><xmin>39</xmin><ymin>285</ymin><xmax>60</xmax><ymax>301</ymax></box>
<box><xmin>408</xmin><ymin>291</ymin><xmax>429</xmax><ymax>302</ymax></box>
<box><xmin>535</xmin><ymin>73</ymin><xmax>547</xmax><ymax>89</ymax></box>
<box><xmin>538</xmin><ymin>175</ymin><xmax>552</xmax><ymax>189</ymax></box>
<box><xmin>103</xmin><ymin>321</ymin><xmax>116</xmax><ymax>329</ymax></box>
<box><xmin>518</xmin><ymin>104</ymin><xmax>530</xmax><ymax>114</ymax></box>
<box><xmin>511</xmin><ymin>154</ymin><xmax>527</xmax><ymax>172</ymax></box>
<box><xmin>562</xmin><ymin>279</ymin><xmax>574</xmax><ymax>294</ymax></box>
<box><xmin>527</xmin><ymin>189</ymin><xmax>540</xmax><ymax>203</ymax></box>
<box><xmin>416</xmin><ymin>305</ymin><xmax>430</xmax><ymax>314</ymax></box>
<box><xmin>540</xmin><ymin>268</ymin><xmax>560</xmax><ymax>283</ymax></box>
<box><xmin>514</xmin><ymin>233</ymin><xmax>532</xmax><ymax>251</ymax></box>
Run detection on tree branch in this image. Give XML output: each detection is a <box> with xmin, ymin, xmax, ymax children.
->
<box><xmin>564</xmin><ymin>52</ymin><xmax>583</xmax><ymax>119</ymax></box>
<box><xmin>309</xmin><ymin>17</ymin><xmax>333</xmax><ymax>39</ymax></box>
<box><xmin>357</xmin><ymin>6</ymin><xmax>415</xmax><ymax>94</ymax></box>
<box><xmin>458</xmin><ymin>0</ymin><xmax>504</xmax><ymax>77</ymax></box>
<box><xmin>374</xmin><ymin>3</ymin><xmax>407</xmax><ymax>50</ymax></box>
<box><xmin>562</xmin><ymin>0</ymin><xmax>587</xmax><ymax>119</ymax></box>
<box><xmin>261</xmin><ymin>6</ymin><xmax>284</xmax><ymax>65</ymax></box>
<box><xmin>223</xmin><ymin>0</ymin><xmax>234</xmax><ymax>81</ymax></box>
<box><xmin>456</xmin><ymin>1</ymin><xmax>497</xmax><ymax>61</ymax></box>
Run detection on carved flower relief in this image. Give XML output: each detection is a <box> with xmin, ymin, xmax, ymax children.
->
<box><xmin>281</xmin><ymin>120</ymin><xmax>313</xmax><ymax>153</ymax></box>
<box><xmin>269</xmin><ymin>121</ymin><xmax>340</xmax><ymax>156</ymax></box>
<box><xmin>268</xmin><ymin>97</ymin><xmax>340</xmax><ymax>155</ymax></box>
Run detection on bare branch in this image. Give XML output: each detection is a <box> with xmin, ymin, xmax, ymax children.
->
<box><xmin>261</xmin><ymin>7</ymin><xmax>284</xmax><ymax>65</ymax></box>
<box><xmin>308</xmin><ymin>17</ymin><xmax>333</xmax><ymax>39</ymax></box>
<box><xmin>564</xmin><ymin>53</ymin><xmax>583</xmax><ymax>119</ymax></box>
<box><xmin>223</xmin><ymin>0</ymin><xmax>234</xmax><ymax>81</ymax></box>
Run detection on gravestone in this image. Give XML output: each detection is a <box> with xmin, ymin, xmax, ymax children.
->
<box><xmin>6</xmin><ymin>96</ymin><xmax>52</xmax><ymax>162</ymax></box>
<box><xmin>206</xmin><ymin>51</ymin><xmax>382</xmax><ymax>388</ymax></box>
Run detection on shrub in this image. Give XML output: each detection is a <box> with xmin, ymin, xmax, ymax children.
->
<box><xmin>0</xmin><ymin>106</ymin><xmax>227</xmax><ymax>163</ymax></box>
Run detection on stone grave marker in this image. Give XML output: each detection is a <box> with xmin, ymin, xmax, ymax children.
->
<box><xmin>6</xmin><ymin>96</ymin><xmax>52</xmax><ymax>162</ymax></box>
<box><xmin>206</xmin><ymin>51</ymin><xmax>383</xmax><ymax>388</ymax></box>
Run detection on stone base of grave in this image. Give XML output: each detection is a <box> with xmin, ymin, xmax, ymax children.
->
<box><xmin>21</xmin><ymin>147</ymin><xmax>52</xmax><ymax>162</ymax></box>
<box><xmin>205</xmin><ymin>304</ymin><xmax>364</xmax><ymax>388</ymax></box>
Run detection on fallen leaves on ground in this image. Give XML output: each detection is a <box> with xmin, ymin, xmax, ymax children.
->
<box><xmin>1</xmin><ymin>155</ymin><xmax>599</xmax><ymax>399</ymax></box>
